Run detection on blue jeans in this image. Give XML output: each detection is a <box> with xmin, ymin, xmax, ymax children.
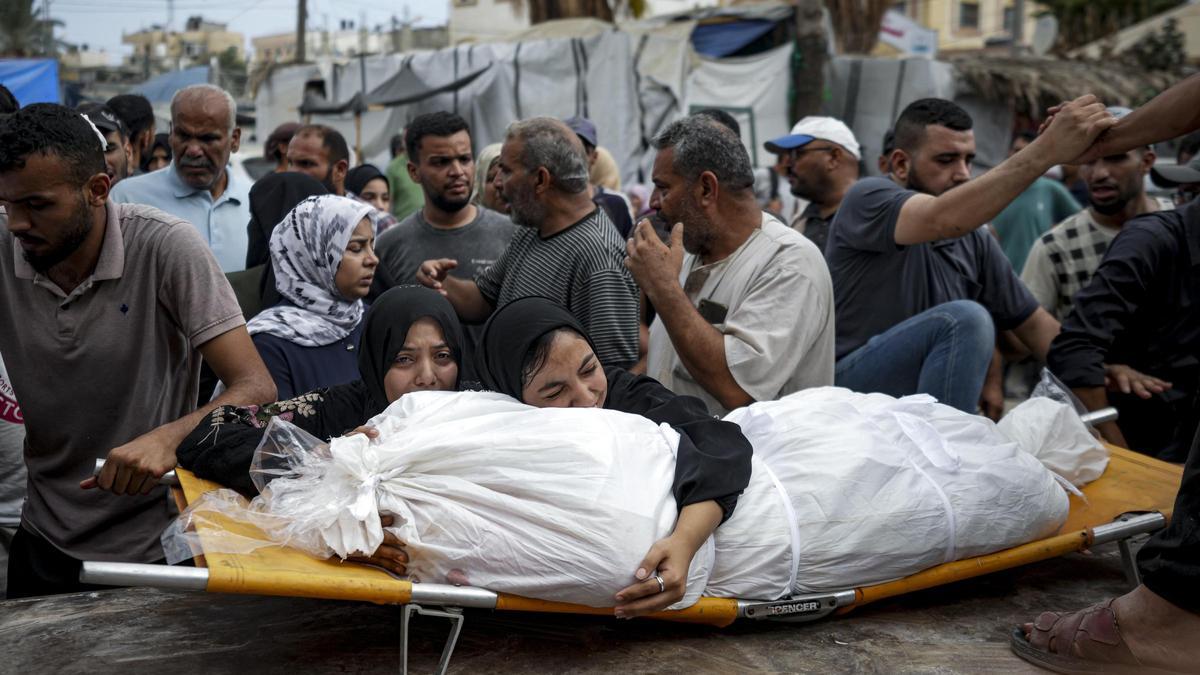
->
<box><xmin>835</xmin><ymin>300</ymin><xmax>994</xmax><ymax>413</ymax></box>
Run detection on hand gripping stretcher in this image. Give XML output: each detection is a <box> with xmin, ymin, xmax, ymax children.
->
<box><xmin>80</xmin><ymin>409</ymin><xmax>1183</xmax><ymax>674</ymax></box>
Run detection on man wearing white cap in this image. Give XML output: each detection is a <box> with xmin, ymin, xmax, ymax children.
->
<box><xmin>765</xmin><ymin>116</ymin><xmax>861</xmax><ymax>252</ymax></box>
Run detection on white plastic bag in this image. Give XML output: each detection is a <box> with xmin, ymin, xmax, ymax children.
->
<box><xmin>722</xmin><ymin>388</ymin><xmax>1070</xmax><ymax>593</ymax></box>
<box><xmin>172</xmin><ymin>391</ymin><xmax>715</xmax><ymax>609</ymax></box>
<box><xmin>164</xmin><ymin>388</ymin><xmax>1073</xmax><ymax>606</ymax></box>
<box><xmin>998</xmin><ymin>397</ymin><xmax>1109</xmax><ymax>487</ymax></box>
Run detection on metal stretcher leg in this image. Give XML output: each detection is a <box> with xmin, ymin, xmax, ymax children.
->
<box><xmin>1117</xmin><ymin>538</ymin><xmax>1143</xmax><ymax>587</ymax></box>
<box><xmin>1091</xmin><ymin>512</ymin><xmax>1164</xmax><ymax>589</ymax></box>
<box><xmin>400</xmin><ymin>604</ymin><xmax>464</xmax><ymax>675</ymax></box>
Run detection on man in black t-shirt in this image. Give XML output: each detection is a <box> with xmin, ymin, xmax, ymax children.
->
<box><xmin>826</xmin><ymin>97</ymin><xmax>1107</xmax><ymax>415</ymax></box>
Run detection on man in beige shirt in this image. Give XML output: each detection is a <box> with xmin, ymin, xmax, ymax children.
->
<box><xmin>627</xmin><ymin>114</ymin><xmax>836</xmax><ymax>415</ymax></box>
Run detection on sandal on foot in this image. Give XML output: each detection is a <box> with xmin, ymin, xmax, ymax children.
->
<box><xmin>1010</xmin><ymin>599</ymin><xmax>1184</xmax><ymax>674</ymax></box>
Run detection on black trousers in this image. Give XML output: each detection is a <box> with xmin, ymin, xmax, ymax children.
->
<box><xmin>1138</xmin><ymin>424</ymin><xmax>1200</xmax><ymax>612</ymax></box>
<box><xmin>1113</xmin><ymin>390</ymin><xmax>1198</xmax><ymax>464</ymax></box>
<box><xmin>6</xmin><ymin>526</ymin><xmax>111</xmax><ymax>599</ymax></box>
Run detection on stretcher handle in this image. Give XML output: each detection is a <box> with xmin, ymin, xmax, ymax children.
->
<box><xmin>1080</xmin><ymin>407</ymin><xmax>1118</xmax><ymax>427</ymax></box>
<box><xmin>92</xmin><ymin>459</ymin><xmax>179</xmax><ymax>487</ymax></box>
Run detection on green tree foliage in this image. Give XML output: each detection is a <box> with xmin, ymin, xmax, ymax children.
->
<box><xmin>1038</xmin><ymin>0</ymin><xmax>1186</xmax><ymax>51</ymax></box>
<box><xmin>1125</xmin><ymin>17</ymin><xmax>1187</xmax><ymax>73</ymax></box>
<box><xmin>824</xmin><ymin>0</ymin><xmax>893</xmax><ymax>54</ymax></box>
<box><xmin>0</xmin><ymin>0</ymin><xmax>56</xmax><ymax>57</ymax></box>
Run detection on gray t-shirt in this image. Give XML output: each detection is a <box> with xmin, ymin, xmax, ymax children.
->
<box><xmin>826</xmin><ymin>177</ymin><xmax>1039</xmax><ymax>359</ymax></box>
<box><xmin>375</xmin><ymin>206</ymin><xmax>515</xmax><ymax>288</ymax></box>
<box><xmin>0</xmin><ymin>201</ymin><xmax>244</xmax><ymax>561</ymax></box>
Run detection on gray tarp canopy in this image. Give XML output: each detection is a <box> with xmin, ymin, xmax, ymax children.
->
<box><xmin>298</xmin><ymin>62</ymin><xmax>493</xmax><ymax>115</ymax></box>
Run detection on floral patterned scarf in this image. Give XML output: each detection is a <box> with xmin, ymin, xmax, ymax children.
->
<box><xmin>246</xmin><ymin>195</ymin><xmax>375</xmax><ymax>347</ymax></box>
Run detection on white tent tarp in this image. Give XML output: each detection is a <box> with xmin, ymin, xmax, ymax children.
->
<box><xmin>255</xmin><ymin>20</ymin><xmax>796</xmax><ymax>182</ymax></box>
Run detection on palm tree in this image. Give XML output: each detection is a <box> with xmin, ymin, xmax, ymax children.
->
<box><xmin>527</xmin><ymin>0</ymin><xmax>614</xmax><ymax>24</ymax></box>
<box><xmin>1038</xmin><ymin>0</ymin><xmax>1185</xmax><ymax>51</ymax></box>
<box><xmin>0</xmin><ymin>0</ymin><xmax>55</xmax><ymax>57</ymax></box>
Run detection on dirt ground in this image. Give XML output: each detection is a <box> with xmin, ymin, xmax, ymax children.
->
<box><xmin>0</xmin><ymin>539</ymin><xmax>1140</xmax><ymax>674</ymax></box>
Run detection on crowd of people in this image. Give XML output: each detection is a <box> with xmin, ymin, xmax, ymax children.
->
<box><xmin>0</xmin><ymin>73</ymin><xmax>1198</xmax><ymax>672</ymax></box>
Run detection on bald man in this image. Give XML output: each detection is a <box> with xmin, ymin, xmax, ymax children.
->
<box><xmin>110</xmin><ymin>84</ymin><xmax>250</xmax><ymax>272</ymax></box>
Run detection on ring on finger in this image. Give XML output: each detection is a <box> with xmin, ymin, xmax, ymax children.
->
<box><xmin>653</xmin><ymin>573</ymin><xmax>665</xmax><ymax>594</ymax></box>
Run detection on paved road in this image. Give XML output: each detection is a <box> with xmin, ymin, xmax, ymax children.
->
<box><xmin>0</xmin><ymin>543</ymin><xmax>1138</xmax><ymax>674</ymax></box>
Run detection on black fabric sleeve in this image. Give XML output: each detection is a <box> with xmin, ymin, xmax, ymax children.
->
<box><xmin>603</xmin><ymin>367</ymin><xmax>752</xmax><ymax>522</ymax></box>
<box><xmin>176</xmin><ymin>382</ymin><xmax>374</xmax><ymax>496</ymax></box>
<box><xmin>1047</xmin><ymin>224</ymin><xmax>1170</xmax><ymax>388</ymax></box>
<box><xmin>246</xmin><ymin>215</ymin><xmax>270</xmax><ymax>269</ymax></box>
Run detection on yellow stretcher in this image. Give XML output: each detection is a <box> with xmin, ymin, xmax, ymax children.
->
<box><xmin>81</xmin><ymin>441</ymin><xmax>1182</xmax><ymax>672</ymax></box>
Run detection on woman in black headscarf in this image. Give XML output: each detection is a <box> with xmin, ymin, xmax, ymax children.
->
<box><xmin>177</xmin><ymin>286</ymin><xmax>466</xmax><ymax>498</ymax></box>
<box><xmin>345</xmin><ymin>164</ymin><xmax>391</xmax><ymax>214</ymax></box>
<box><xmin>475</xmin><ymin>296</ymin><xmax>752</xmax><ymax>619</ymax></box>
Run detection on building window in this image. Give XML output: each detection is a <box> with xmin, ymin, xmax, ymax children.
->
<box><xmin>1003</xmin><ymin>6</ymin><xmax>1015</xmax><ymax>33</ymax></box>
<box><xmin>959</xmin><ymin>1</ymin><xmax>979</xmax><ymax>30</ymax></box>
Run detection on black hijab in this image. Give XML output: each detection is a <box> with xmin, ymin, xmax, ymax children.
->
<box><xmin>358</xmin><ymin>286</ymin><xmax>467</xmax><ymax>409</ymax></box>
<box><xmin>345</xmin><ymin>164</ymin><xmax>389</xmax><ymax>196</ymax></box>
<box><xmin>246</xmin><ymin>172</ymin><xmax>329</xmax><ymax>308</ymax></box>
<box><xmin>477</xmin><ymin>297</ymin><xmax>595</xmax><ymax>401</ymax></box>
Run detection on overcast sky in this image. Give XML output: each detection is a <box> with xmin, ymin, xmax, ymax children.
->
<box><xmin>54</xmin><ymin>0</ymin><xmax>448</xmax><ymax>64</ymax></box>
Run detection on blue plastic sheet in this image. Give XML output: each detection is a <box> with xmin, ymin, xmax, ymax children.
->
<box><xmin>132</xmin><ymin>66</ymin><xmax>209</xmax><ymax>103</ymax></box>
<box><xmin>691</xmin><ymin>20</ymin><xmax>778</xmax><ymax>58</ymax></box>
<box><xmin>0</xmin><ymin>59</ymin><xmax>59</xmax><ymax>105</ymax></box>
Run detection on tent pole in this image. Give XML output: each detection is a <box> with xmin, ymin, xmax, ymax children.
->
<box><xmin>355</xmin><ymin>112</ymin><xmax>363</xmax><ymax>165</ymax></box>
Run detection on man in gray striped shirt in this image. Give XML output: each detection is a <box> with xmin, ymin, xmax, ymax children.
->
<box><xmin>418</xmin><ymin>117</ymin><xmax>639</xmax><ymax>367</ymax></box>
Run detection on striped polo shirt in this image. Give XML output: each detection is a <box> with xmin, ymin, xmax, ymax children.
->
<box><xmin>475</xmin><ymin>208</ymin><xmax>639</xmax><ymax>368</ymax></box>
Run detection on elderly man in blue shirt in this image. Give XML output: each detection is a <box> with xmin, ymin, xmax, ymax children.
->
<box><xmin>110</xmin><ymin>84</ymin><xmax>250</xmax><ymax>273</ymax></box>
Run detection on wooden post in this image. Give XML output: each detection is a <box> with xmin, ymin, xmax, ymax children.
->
<box><xmin>791</xmin><ymin>0</ymin><xmax>829</xmax><ymax>122</ymax></box>
<box><xmin>354</xmin><ymin>111</ymin><xmax>363</xmax><ymax>165</ymax></box>
<box><xmin>296</xmin><ymin>0</ymin><xmax>307</xmax><ymax>63</ymax></box>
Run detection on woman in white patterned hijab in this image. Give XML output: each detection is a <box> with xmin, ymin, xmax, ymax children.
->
<box><xmin>245</xmin><ymin>195</ymin><xmax>382</xmax><ymax>398</ymax></box>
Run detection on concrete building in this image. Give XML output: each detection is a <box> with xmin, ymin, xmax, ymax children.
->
<box><xmin>123</xmin><ymin>16</ymin><xmax>245</xmax><ymax>74</ymax></box>
<box><xmin>60</xmin><ymin>46</ymin><xmax>114</xmax><ymax>69</ymax></box>
<box><xmin>450</xmin><ymin>0</ymin><xmax>534</xmax><ymax>43</ymax></box>
<box><xmin>450</xmin><ymin>0</ymin><xmax>720</xmax><ymax>43</ymax></box>
<box><xmin>251</xmin><ymin>25</ymin><xmax>449</xmax><ymax>64</ymax></box>
<box><xmin>881</xmin><ymin>0</ymin><xmax>1042</xmax><ymax>53</ymax></box>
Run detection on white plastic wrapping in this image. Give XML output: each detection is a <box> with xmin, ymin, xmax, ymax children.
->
<box><xmin>998</xmin><ymin>397</ymin><xmax>1109</xmax><ymax>487</ymax></box>
<box><xmin>165</xmin><ymin>388</ymin><xmax>1072</xmax><ymax>605</ymax></box>
<box><xmin>997</xmin><ymin>370</ymin><xmax>1110</xmax><ymax>487</ymax></box>
<box><xmin>723</xmin><ymin>388</ymin><xmax>1071</xmax><ymax>594</ymax></box>
<box><xmin>167</xmin><ymin>391</ymin><xmax>714</xmax><ymax>609</ymax></box>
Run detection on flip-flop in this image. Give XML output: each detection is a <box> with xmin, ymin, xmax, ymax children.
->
<box><xmin>1009</xmin><ymin>599</ymin><xmax>1184</xmax><ymax>674</ymax></box>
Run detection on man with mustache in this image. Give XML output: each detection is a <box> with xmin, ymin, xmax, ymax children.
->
<box><xmin>1021</xmin><ymin>106</ymin><xmax>1170</xmax><ymax>321</ymax></box>
<box><xmin>109</xmin><ymin>84</ymin><xmax>251</xmax><ymax>273</ymax></box>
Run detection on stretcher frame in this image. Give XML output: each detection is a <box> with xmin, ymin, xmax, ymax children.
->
<box><xmin>80</xmin><ymin>408</ymin><xmax>1183</xmax><ymax>674</ymax></box>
